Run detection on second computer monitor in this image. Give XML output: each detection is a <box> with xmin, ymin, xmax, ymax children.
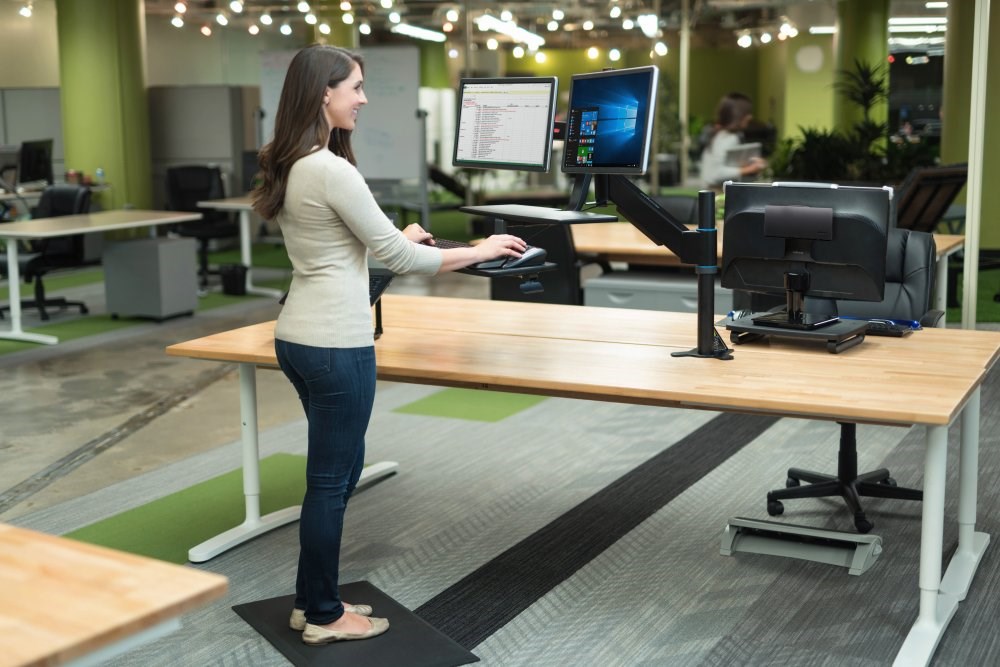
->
<box><xmin>562</xmin><ymin>65</ymin><xmax>659</xmax><ymax>175</ymax></box>
<box><xmin>452</xmin><ymin>76</ymin><xmax>558</xmax><ymax>172</ymax></box>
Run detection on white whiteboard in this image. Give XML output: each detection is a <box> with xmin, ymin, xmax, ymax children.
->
<box><xmin>259</xmin><ymin>46</ymin><xmax>421</xmax><ymax>181</ymax></box>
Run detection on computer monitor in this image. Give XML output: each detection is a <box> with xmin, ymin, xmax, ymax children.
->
<box><xmin>452</xmin><ymin>76</ymin><xmax>558</xmax><ymax>172</ymax></box>
<box><xmin>721</xmin><ymin>181</ymin><xmax>892</xmax><ymax>331</ymax></box>
<box><xmin>562</xmin><ymin>65</ymin><xmax>659</xmax><ymax>176</ymax></box>
<box><xmin>18</xmin><ymin>139</ymin><xmax>54</xmax><ymax>186</ymax></box>
<box><xmin>0</xmin><ymin>144</ymin><xmax>20</xmax><ymax>189</ymax></box>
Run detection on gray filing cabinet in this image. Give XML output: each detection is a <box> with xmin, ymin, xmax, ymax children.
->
<box><xmin>584</xmin><ymin>271</ymin><xmax>733</xmax><ymax>313</ymax></box>
<box><xmin>103</xmin><ymin>237</ymin><xmax>198</xmax><ymax>320</ymax></box>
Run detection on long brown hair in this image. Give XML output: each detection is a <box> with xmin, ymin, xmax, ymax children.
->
<box><xmin>709</xmin><ymin>92</ymin><xmax>753</xmax><ymax>145</ymax></box>
<box><xmin>251</xmin><ymin>45</ymin><xmax>364</xmax><ymax>220</ymax></box>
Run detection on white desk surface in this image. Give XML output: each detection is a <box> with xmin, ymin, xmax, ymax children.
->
<box><xmin>0</xmin><ymin>209</ymin><xmax>202</xmax><ymax>240</ymax></box>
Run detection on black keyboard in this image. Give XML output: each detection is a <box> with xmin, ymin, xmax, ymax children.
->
<box><xmin>864</xmin><ymin>319</ymin><xmax>913</xmax><ymax>337</ymax></box>
<box><xmin>430</xmin><ymin>237</ymin><xmax>472</xmax><ymax>249</ymax></box>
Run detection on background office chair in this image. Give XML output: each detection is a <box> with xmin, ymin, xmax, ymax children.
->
<box><xmin>0</xmin><ymin>184</ymin><xmax>92</xmax><ymax>321</ymax></box>
<box><xmin>490</xmin><ymin>222</ymin><xmax>610</xmax><ymax>305</ymax></box>
<box><xmin>165</xmin><ymin>165</ymin><xmax>239</xmax><ymax>288</ymax></box>
<box><xmin>765</xmin><ymin>228</ymin><xmax>942</xmax><ymax>533</ymax></box>
<box><xmin>894</xmin><ymin>163</ymin><xmax>967</xmax><ymax>234</ymax></box>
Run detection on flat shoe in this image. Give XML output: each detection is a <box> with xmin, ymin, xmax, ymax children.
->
<box><xmin>289</xmin><ymin>605</ymin><xmax>373</xmax><ymax>631</ymax></box>
<box><xmin>301</xmin><ymin>616</ymin><xmax>389</xmax><ymax>645</ymax></box>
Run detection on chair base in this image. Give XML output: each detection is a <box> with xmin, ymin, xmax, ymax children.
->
<box><xmin>0</xmin><ymin>297</ymin><xmax>89</xmax><ymax>322</ymax></box>
<box><xmin>766</xmin><ymin>466</ymin><xmax>922</xmax><ymax>533</ymax></box>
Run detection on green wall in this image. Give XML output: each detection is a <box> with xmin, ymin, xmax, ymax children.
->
<box><xmin>781</xmin><ymin>35</ymin><xmax>836</xmax><ymax>138</ymax></box>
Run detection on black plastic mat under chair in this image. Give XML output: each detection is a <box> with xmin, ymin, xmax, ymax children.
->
<box><xmin>233</xmin><ymin>580</ymin><xmax>479</xmax><ymax>667</ymax></box>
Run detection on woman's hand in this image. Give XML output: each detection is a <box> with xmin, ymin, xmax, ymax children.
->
<box><xmin>475</xmin><ymin>234</ymin><xmax>526</xmax><ymax>263</ymax></box>
<box><xmin>434</xmin><ymin>233</ymin><xmax>527</xmax><ymax>274</ymax></box>
<box><xmin>402</xmin><ymin>223</ymin><xmax>433</xmax><ymax>244</ymax></box>
<box><xmin>741</xmin><ymin>157</ymin><xmax>767</xmax><ymax>176</ymax></box>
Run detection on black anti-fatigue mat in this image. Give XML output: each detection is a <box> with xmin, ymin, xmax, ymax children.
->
<box><xmin>233</xmin><ymin>580</ymin><xmax>479</xmax><ymax>667</ymax></box>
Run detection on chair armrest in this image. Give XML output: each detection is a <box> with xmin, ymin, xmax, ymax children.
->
<box><xmin>921</xmin><ymin>309</ymin><xmax>945</xmax><ymax>329</ymax></box>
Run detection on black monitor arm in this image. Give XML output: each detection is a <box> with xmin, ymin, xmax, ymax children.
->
<box><xmin>590</xmin><ymin>173</ymin><xmax>730</xmax><ymax>360</ymax></box>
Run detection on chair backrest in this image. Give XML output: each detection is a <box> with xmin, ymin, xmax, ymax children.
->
<box><xmin>165</xmin><ymin>165</ymin><xmax>228</xmax><ymax>221</ymax></box>
<box><xmin>807</xmin><ymin>227</ymin><xmax>937</xmax><ymax>323</ymax></box>
<box><xmin>652</xmin><ymin>194</ymin><xmax>698</xmax><ymax>227</ymax></box>
<box><xmin>31</xmin><ymin>184</ymin><xmax>92</xmax><ymax>259</ymax></box>
<box><xmin>490</xmin><ymin>223</ymin><xmax>582</xmax><ymax>305</ymax></box>
<box><xmin>894</xmin><ymin>163</ymin><xmax>967</xmax><ymax>233</ymax></box>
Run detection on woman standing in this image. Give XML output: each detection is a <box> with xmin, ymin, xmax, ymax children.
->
<box><xmin>252</xmin><ymin>45</ymin><xmax>525</xmax><ymax>646</ymax></box>
<box><xmin>699</xmin><ymin>92</ymin><xmax>767</xmax><ymax>188</ymax></box>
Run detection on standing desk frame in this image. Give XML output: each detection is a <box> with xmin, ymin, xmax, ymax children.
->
<box><xmin>166</xmin><ymin>294</ymin><xmax>999</xmax><ymax>666</ymax></box>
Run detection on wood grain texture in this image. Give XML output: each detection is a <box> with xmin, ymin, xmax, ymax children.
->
<box><xmin>0</xmin><ymin>523</ymin><xmax>227</xmax><ymax>666</ymax></box>
<box><xmin>166</xmin><ymin>295</ymin><xmax>1000</xmax><ymax>428</ymax></box>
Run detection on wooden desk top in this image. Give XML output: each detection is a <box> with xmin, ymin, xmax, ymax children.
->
<box><xmin>572</xmin><ymin>222</ymin><xmax>965</xmax><ymax>266</ymax></box>
<box><xmin>0</xmin><ymin>209</ymin><xmax>202</xmax><ymax>241</ymax></box>
<box><xmin>0</xmin><ymin>523</ymin><xmax>227</xmax><ymax>666</ymax></box>
<box><xmin>167</xmin><ymin>295</ymin><xmax>1000</xmax><ymax>428</ymax></box>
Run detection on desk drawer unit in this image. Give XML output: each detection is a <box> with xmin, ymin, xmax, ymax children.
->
<box><xmin>584</xmin><ymin>270</ymin><xmax>733</xmax><ymax>313</ymax></box>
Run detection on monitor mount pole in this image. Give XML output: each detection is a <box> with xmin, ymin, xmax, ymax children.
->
<box><xmin>575</xmin><ymin>173</ymin><xmax>730</xmax><ymax>360</ymax></box>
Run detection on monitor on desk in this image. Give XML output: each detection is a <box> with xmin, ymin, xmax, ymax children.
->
<box><xmin>18</xmin><ymin>139</ymin><xmax>54</xmax><ymax>187</ymax></box>
<box><xmin>452</xmin><ymin>76</ymin><xmax>558</xmax><ymax>173</ymax></box>
<box><xmin>720</xmin><ymin>181</ymin><xmax>891</xmax><ymax>331</ymax></box>
<box><xmin>562</xmin><ymin>65</ymin><xmax>658</xmax><ymax>176</ymax></box>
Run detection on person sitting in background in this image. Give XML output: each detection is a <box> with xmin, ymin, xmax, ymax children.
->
<box><xmin>699</xmin><ymin>92</ymin><xmax>767</xmax><ymax>188</ymax></box>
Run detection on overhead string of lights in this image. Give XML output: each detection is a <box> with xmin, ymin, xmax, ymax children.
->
<box><xmin>158</xmin><ymin>1</ymin><xmax>671</xmax><ymax>63</ymax></box>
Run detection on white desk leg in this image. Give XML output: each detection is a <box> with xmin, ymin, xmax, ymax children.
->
<box><xmin>186</xmin><ymin>363</ymin><xmax>400</xmax><ymax>563</ymax></box>
<box><xmin>1</xmin><ymin>239</ymin><xmax>58</xmax><ymax>345</ymax></box>
<box><xmin>237</xmin><ymin>210</ymin><xmax>282</xmax><ymax>299</ymax></box>
<box><xmin>935</xmin><ymin>253</ymin><xmax>948</xmax><ymax>313</ymax></box>
<box><xmin>187</xmin><ymin>363</ymin><xmax>300</xmax><ymax>563</ymax></box>
<box><xmin>941</xmin><ymin>386</ymin><xmax>989</xmax><ymax>599</ymax></box>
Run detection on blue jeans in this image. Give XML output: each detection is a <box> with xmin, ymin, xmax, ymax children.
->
<box><xmin>274</xmin><ymin>339</ymin><xmax>376</xmax><ymax>625</ymax></box>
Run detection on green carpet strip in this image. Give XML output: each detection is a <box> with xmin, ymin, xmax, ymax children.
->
<box><xmin>394</xmin><ymin>387</ymin><xmax>547</xmax><ymax>422</ymax></box>
<box><xmin>415</xmin><ymin>411</ymin><xmax>779</xmax><ymax>649</ymax></box>
<box><xmin>65</xmin><ymin>453</ymin><xmax>306</xmax><ymax>564</ymax></box>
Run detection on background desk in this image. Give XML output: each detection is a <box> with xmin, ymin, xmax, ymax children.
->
<box><xmin>571</xmin><ymin>223</ymin><xmax>965</xmax><ymax>313</ymax></box>
<box><xmin>195</xmin><ymin>196</ymin><xmax>283</xmax><ymax>299</ymax></box>
<box><xmin>167</xmin><ymin>294</ymin><xmax>999</xmax><ymax>666</ymax></box>
<box><xmin>0</xmin><ymin>522</ymin><xmax>227</xmax><ymax>666</ymax></box>
<box><xmin>1</xmin><ymin>209</ymin><xmax>202</xmax><ymax>345</ymax></box>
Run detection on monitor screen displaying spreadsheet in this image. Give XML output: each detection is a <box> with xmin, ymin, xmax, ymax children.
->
<box><xmin>452</xmin><ymin>77</ymin><xmax>558</xmax><ymax>172</ymax></box>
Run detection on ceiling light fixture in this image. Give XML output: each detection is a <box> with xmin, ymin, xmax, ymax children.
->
<box><xmin>587</xmin><ymin>46</ymin><xmax>599</xmax><ymax>59</ymax></box>
<box><xmin>553</xmin><ymin>9</ymin><xmax>564</xmax><ymax>21</ymax></box>
<box><xmin>297</xmin><ymin>2</ymin><xmax>310</xmax><ymax>13</ymax></box>
<box><xmin>174</xmin><ymin>2</ymin><xmax>186</xmax><ymax>13</ymax></box>
<box><xmin>340</xmin><ymin>1</ymin><xmax>352</xmax><ymax>10</ymax></box>
<box><xmin>229</xmin><ymin>1</ymin><xmax>243</xmax><ymax>13</ymax></box>
<box><xmin>260</xmin><ymin>13</ymin><xmax>273</xmax><ymax>25</ymax></box>
<box><xmin>18</xmin><ymin>2</ymin><xmax>32</xmax><ymax>18</ymax></box>
<box><xmin>653</xmin><ymin>41</ymin><xmax>668</xmax><ymax>56</ymax></box>
<box><xmin>446</xmin><ymin>9</ymin><xmax>459</xmax><ymax>22</ymax></box>
<box><xmin>216</xmin><ymin>13</ymin><xmax>228</xmax><ymax>26</ymax></box>
<box><xmin>809</xmin><ymin>26</ymin><xmax>836</xmax><ymax>35</ymax></box>
<box><xmin>200</xmin><ymin>24</ymin><xmax>212</xmax><ymax>36</ymax></box>
<box><xmin>512</xmin><ymin>45</ymin><xmax>525</xmax><ymax>58</ymax></box>
<box><xmin>583</xmin><ymin>20</ymin><xmax>594</xmax><ymax>31</ymax></box>
<box><xmin>342</xmin><ymin>13</ymin><xmax>354</xmax><ymax>24</ymax></box>
<box><xmin>391</xmin><ymin>23</ymin><xmax>447</xmax><ymax>42</ymax></box>
<box><xmin>500</xmin><ymin>10</ymin><xmax>513</xmax><ymax>22</ymax></box>
<box><xmin>388</xmin><ymin>11</ymin><xmax>401</xmax><ymax>23</ymax></box>
<box><xmin>637</xmin><ymin>14</ymin><xmax>658</xmax><ymax>38</ymax></box>
<box><xmin>305</xmin><ymin>13</ymin><xmax>317</xmax><ymax>24</ymax></box>
<box><xmin>381</xmin><ymin>0</ymin><xmax>393</xmax><ymax>8</ymax></box>
<box><xmin>319</xmin><ymin>22</ymin><xmax>331</xmax><ymax>33</ymax></box>
<box><xmin>360</xmin><ymin>22</ymin><xmax>372</xmax><ymax>35</ymax></box>
<box><xmin>476</xmin><ymin>14</ymin><xmax>545</xmax><ymax>50</ymax></box>
<box><xmin>622</xmin><ymin>19</ymin><xmax>634</xmax><ymax>30</ymax></box>
<box><xmin>608</xmin><ymin>48</ymin><xmax>621</xmax><ymax>61</ymax></box>
<box><xmin>280</xmin><ymin>22</ymin><xmax>293</xmax><ymax>35</ymax></box>
<box><xmin>171</xmin><ymin>15</ymin><xmax>184</xmax><ymax>28</ymax></box>
<box><xmin>248</xmin><ymin>23</ymin><xmax>259</xmax><ymax>35</ymax></box>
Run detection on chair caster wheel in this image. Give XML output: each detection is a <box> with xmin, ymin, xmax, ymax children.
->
<box><xmin>881</xmin><ymin>477</ymin><xmax>897</xmax><ymax>487</ymax></box>
<box><xmin>767</xmin><ymin>500</ymin><xmax>784</xmax><ymax>516</ymax></box>
<box><xmin>81</xmin><ymin>306</ymin><xmax>90</xmax><ymax>315</ymax></box>
<box><xmin>855</xmin><ymin>515</ymin><xmax>873</xmax><ymax>533</ymax></box>
<box><xmin>110</xmin><ymin>313</ymin><xmax>119</xmax><ymax>320</ymax></box>
<box><xmin>785</xmin><ymin>477</ymin><xmax>800</xmax><ymax>488</ymax></box>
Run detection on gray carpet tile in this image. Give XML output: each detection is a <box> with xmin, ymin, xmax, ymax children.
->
<box><xmin>10</xmin><ymin>338</ymin><xmax>1000</xmax><ymax>667</ymax></box>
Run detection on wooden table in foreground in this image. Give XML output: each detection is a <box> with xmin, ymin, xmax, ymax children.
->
<box><xmin>0</xmin><ymin>209</ymin><xmax>202</xmax><ymax>345</ymax></box>
<box><xmin>166</xmin><ymin>294</ymin><xmax>1000</xmax><ymax>666</ymax></box>
<box><xmin>571</xmin><ymin>223</ymin><xmax>965</xmax><ymax>312</ymax></box>
<box><xmin>0</xmin><ymin>522</ymin><xmax>227</xmax><ymax>667</ymax></box>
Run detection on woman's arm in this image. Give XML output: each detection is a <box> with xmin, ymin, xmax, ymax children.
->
<box><xmin>400</xmin><ymin>224</ymin><xmax>526</xmax><ymax>274</ymax></box>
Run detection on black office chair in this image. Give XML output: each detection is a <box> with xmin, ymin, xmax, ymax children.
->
<box><xmin>894</xmin><ymin>163</ymin><xmax>967</xmax><ymax>234</ymax></box>
<box><xmin>765</xmin><ymin>228</ymin><xmax>943</xmax><ymax>533</ymax></box>
<box><xmin>489</xmin><ymin>222</ymin><xmax>610</xmax><ymax>305</ymax></box>
<box><xmin>165</xmin><ymin>165</ymin><xmax>240</xmax><ymax>288</ymax></box>
<box><xmin>0</xmin><ymin>184</ymin><xmax>92</xmax><ymax>321</ymax></box>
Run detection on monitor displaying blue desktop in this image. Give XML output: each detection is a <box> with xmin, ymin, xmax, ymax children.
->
<box><xmin>562</xmin><ymin>66</ymin><xmax>658</xmax><ymax>175</ymax></box>
<box><xmin>18</xmin><ymin>139</ymin><xmax>54</xmax><ymax>186</ymax></box>
<box><xmin>721</xmin><ymin>181</ymin><xmax>892</xmax><ymax>331</ymax></box>
<box><xmin>452</xmin><ymin>77</ymin><xmax>558</xmax><ymax>172</ymax></box>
